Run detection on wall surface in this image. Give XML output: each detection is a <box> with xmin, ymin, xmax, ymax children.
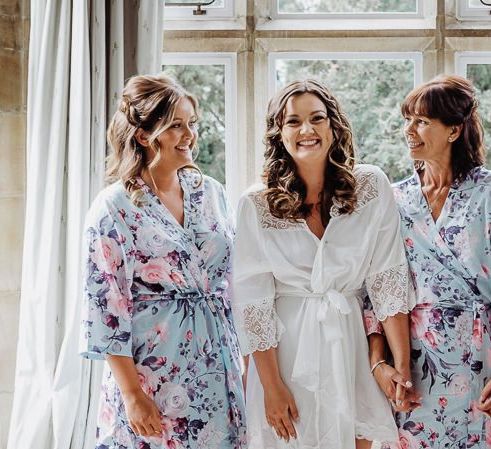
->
<box><xmin>0</xmin><ymin>0</ymin><xmax>28</xmax><ymax>447</ymax></box>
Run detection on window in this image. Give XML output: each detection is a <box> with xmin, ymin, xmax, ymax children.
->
<box><xmin>276</xmin><ymin>0</ymin><xmax>421</xmax><ymax>17</ymax></box>
<box><xmin>456</xmin><ymin>52</ymin><xmax>491</xmax><ymax>166</ymax></box>
<box><xmin>161</xmin><ymin>53</ymin><xmax>240</xmax><ymax>203</ymax></box>
<box><xmin>457</xmin><ymin>0</ymin><xmax>491</xmax><ymax>20</ymax></box>
<box><xmin>270</xmin><ymin>52</ymin><xmax>422</xmax><ymax>181</ymax></box>
<box><xmin>164</xmin><ymin>0</ymin><xmax>234</xmax><ymax>19</ymax></box>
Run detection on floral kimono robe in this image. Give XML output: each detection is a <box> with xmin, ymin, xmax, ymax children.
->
<box><xmin>370</xmin><ymin>166</ymin><xmax>491</xmax><ymax>449</ymax></box>
<box><xmin>80</xmin><ymin>170</ymin><xmax>247</xmax><ymax>449</ymax></box>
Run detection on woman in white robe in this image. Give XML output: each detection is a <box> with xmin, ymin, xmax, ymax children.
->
<box><xmin>232</xmin><ymin>79</ymin><xmax>416</xmax><ymax>449</ymax></box>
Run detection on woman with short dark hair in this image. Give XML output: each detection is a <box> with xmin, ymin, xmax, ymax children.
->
<box><xmin>365</xmin><ymin>75</ymin><xmax>491</xmax><ymax>448</ymax></box>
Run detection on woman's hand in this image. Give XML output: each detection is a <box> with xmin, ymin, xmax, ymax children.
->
<box><xmin>372</xmin><ymin>362</ymin><xmax>420</xmax><ymax>412</ymax></box>
<box><xmin>123</xmin><ymin>389</ymin><xmax>163</xmax><ymax>437</ymax></box>
<box><xmin>478</xmin><ymin>379</ymin><xmax>491</xmax><ymax>417</ymax></box>
<box><xmin>264</xmin><ymin>381</ymin><xmax>299</xmax><ymax>442</ymax></box>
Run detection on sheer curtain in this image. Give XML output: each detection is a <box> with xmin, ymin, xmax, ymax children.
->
<box><xmin>7</xmin><ymin>2</ymin><xmax>163</xmax><ymax>449</ymax></box>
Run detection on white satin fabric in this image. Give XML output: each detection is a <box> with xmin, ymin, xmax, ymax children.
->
<box><xmin>233</xmin><ymin>164</ymin><xmax>415</xmax><ymax>449</ymax></box>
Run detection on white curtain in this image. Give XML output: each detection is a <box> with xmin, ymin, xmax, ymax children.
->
<box><xmin>8</xmin><ymin>2</ymin><xmax>163</xmax><ymax>449</ymax></box>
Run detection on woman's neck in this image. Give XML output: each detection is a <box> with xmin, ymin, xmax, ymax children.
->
<box><xmin>142</xmin><ymin>167</ymin><xmax>180</xmax><ymax>194</ymax></box>
<box><xmin>421</xmin><ymin>161</ymin><xmax>453</xmax><ymax>189</ymax></box>
<box><xmin>297</xmin><ymin>164</ymin><xmax>324</xmax><ymax>204</ymax></box>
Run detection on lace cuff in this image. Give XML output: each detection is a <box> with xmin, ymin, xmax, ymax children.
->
<box><xmin>366</xmin><ymin>262</ymin><xmax>416</xmax><ymax>321</ymax></box>
<box><xmin>236</xmin><ymin>297</ymin><xmax>285</xmax><ymax>355</ymax></box>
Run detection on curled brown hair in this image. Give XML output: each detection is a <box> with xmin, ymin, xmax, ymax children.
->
<box><xmin>263</xmin><ymin>79</ymin><xmax>357</xmax><ymax>224</ymax></box>
<box><xmin>401</xmin><ymin>74</ymin><xmax>485</xmax><ymax>181</ymax></box>
<box><xmin>106</xmin><ymin>73</ymin><xmax>200</xmax><ymax>204</ymax></box>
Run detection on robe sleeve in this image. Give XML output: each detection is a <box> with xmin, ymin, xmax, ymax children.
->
<box><xmin>79</xmin><ymin>202</ymin><xmax>135</xmax><ymax>360</ymax></box>
<box><xmin>364</xmin><ymin>169</ymin><xmax>416</xmax><ymax>322</ymax></box>
<box><xmin>231</xmin><ymin>193</ymin><xmax>284</xmax><ymax>355</ymax></box>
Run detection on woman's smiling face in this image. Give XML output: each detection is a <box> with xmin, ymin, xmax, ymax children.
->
<box><xmin>280</xmin><ymin>92</ymin><xmax>334</xmax><ymax>167</ymax></box>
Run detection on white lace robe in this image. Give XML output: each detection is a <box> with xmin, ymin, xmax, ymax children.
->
<box><xmin>232</xmin><ymin>164</ymin><xmax>416</xmax><ymax>449</ymax></box>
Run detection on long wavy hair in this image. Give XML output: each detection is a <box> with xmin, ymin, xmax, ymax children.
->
<box><xmin>401</xmin><ymin>74</ymin><xmax>485</xmax><ymax>181</ymax></box>
<box><xmin>106</xmin><ymin>73</ymin><xmax>200</xmax><ymax>204</ymax></box>
<box><xmin>263</xmin><ymin>79</ymin><xmax>357</xmax><ymax>224</ymax></box>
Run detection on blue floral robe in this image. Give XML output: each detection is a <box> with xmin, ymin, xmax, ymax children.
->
<box><xmin>80</xmin><ymin>170</ymin><xmax>246</xmax><ymax>449</ymax></box>
<box><xmin>368</xmin><ymin>166</ymin><xmax>491</xmax><ymax>449</ymax></box>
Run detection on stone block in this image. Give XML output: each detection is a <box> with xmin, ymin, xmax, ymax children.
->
<box><xmin>0</xmin><ymin>49</ymin><xmax>22</xmax><ymax>112</ymax></box>
<box><xmin>0</xmin><ymin>113</ymin><xmax>26</xmax><ymax>195</ymax></box>
<box><xmin>0</xmin><ymin>197</ymin><xmax>24</xmax><ymax>292</ymax></box>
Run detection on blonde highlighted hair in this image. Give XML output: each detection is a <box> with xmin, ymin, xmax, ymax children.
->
<box><xmin>263</xmin><ymin>79</ymin><xmax>357</xmax><ymax>224</ymax></box>
<box><xmin>106</xmin><ymin>73</ymin><xmax>200</xmax><ymax>204</ymax></box>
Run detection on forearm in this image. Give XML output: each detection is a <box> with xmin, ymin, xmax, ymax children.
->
<box><xmin>368</xmin><ymin>333</ymin><xmax>386</xmax><ymax>366</ymax></box>
<box><xmin>381</xmin><ymin>312</ymin><xmax>410</xmax><ymax>374</ymax></box>
<box><xmin>106</xmin><ymin>354</ymin><xmax>143</xmax><ymax>399</ymax></box>
<box><xmin>252</xmin><ymin>347</ymin><xmax>283</xmax><ymax>388</ymax></box>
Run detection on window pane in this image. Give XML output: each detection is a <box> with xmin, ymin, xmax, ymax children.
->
<box><xmin>275</xmin><ymin>58</ymin><xmax>415</xmax><ymax>181</ymax></box>
<box><xmin>278</xmin><ymin>0</ymin><xmax>416</xmax><ymax>14</ymax></box>
<box><xmin>468</xmin><ymin>0</ymin><xmax>486</xmax><ymax>8</ymax></box>
<box><xmin>165</xmin><ymin>0</ymin><xmax>225</xmax><ymax>7</ymax></box>
<box><xmin>467</xmin><ymin>64</ymin><xmax>491</xmax><ymax>167</ymax></box>
<box><xmin>162</xmin><ymin>64</ymin><xmax>226</xmax><ymax>184</ymax></box>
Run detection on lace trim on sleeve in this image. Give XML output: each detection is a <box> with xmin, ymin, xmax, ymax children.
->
<box><xmin>238</xmin><ymin>297</ymin><xmax>285</xmax><ymax>355</ymax></box>
<box><xmin>366</xmin><ymin>262</ymin><xmax>416</xmax><ymax>321</ymax></box>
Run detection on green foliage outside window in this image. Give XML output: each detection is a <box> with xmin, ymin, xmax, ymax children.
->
<box><xmin>279</xmin><ymin>0</ymin><xmax>416</xmax><ymax>13</ymax></box>
<box><xmin>467</xmin><ymin>64</ymin><xmax>491</xmax><ymax>167</ymax></box>
<box><xmin>163</xmin><ymin>64</ymin><xmax>226</xmax><ymax>185</ymax></box>
<box><xmin>276</xmin><ymin>59</ymin><xmax>415</xmax><ymax>182</ymax></box>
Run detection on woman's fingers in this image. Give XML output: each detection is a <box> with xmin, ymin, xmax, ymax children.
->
<box><xmin>289</xmin><ymin>398</ymin><xmax>300</xmax><ymax>422</ymax></box>
<box><xmin>480</xmin><ymin>381</ymin><xmax>491</xmax><ymax>406</ymax></box>
<box><xmin>395</xmin><ymin>382</ymin><xmax>406</xmax><ymax>407</ymax></box>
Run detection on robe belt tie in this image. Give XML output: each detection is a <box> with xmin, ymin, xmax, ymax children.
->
<box><xmin>136</xmin><ymin>291</ymin><xmax>227</xmax><ymax>313</ymax></box>
<box><xmin>281</xmin><ymin>289</ymin><xmax>354</xmax><ymax>447</ymax></box>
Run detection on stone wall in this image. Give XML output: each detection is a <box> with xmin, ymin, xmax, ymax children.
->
<box><xmin>0</xmin><ymin>0</ymin><xmax>28</xmax><ymax>447</ymax></box>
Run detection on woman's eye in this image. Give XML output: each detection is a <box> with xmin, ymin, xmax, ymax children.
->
<box><xmin>189</xmin><ymin>121</ymin><xmax>198</xmax><ymax>128</ymax></box>
<box><xmin>171</xmin><ymin>123</ymin><xmax>180</xmax><ymax>128</ymax></box>
<box><xmin>313</xmin><ymin>115</ymin><xmax>325</xmax><ymax>122</ymax></box>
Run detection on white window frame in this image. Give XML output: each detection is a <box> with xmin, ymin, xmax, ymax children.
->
<box><xmin>268</xmin><ymin>52</ymin><xmax>424</xmax><ymax>96</ymax></box>
<box><xmin>257</xmin><ymin>0</ymin><xmax>436</xmax><ymax>30</ymax></box>
<box><xmin>457</xmin><ymin>0</ymin><xmax>491</xmax><ymax>20</ymax></box>
<box><xmin>163</xmin><ymin>0</ymin><xmax>247</xmax><ymax>30</ymax></box>
<box><xmin>161</xmin><ymin>52</ymin><xmax>240</xmax><ymax>205</ymax></box>
<box><xmin>455</xmin><ymin>51</ymin><xmax>491</xmax><ymax>76</ymax></box>
<box><xmin>164</xmin><ymin>0</ymin><xmax>234</xmax><ymax>19</ymax></box>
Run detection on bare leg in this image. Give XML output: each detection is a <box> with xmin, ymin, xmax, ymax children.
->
<box><xmin>355</xmin><ymin>439</ymin><xmax>372</xmax><ymax>449</ymax></box>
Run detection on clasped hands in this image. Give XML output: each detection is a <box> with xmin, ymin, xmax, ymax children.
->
<box><xmin>371</xmin><ymin>362</ymin><xmax>421</xmax><ymax>413</ymax></box>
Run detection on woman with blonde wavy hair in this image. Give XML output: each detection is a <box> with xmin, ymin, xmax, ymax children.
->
<box><xmin>232</xmin><ymin>79</ymin><xmax>415</xmax><ymax>448</ymax></box>
<box><xmin>80</xmin><ymin>73</ymin><xmax>246</xmax><ymax>449</ymax></box>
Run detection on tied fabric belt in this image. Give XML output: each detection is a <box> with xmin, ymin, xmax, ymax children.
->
<box><xmin>279</xmin><ymin>289</ymin><xmax>355</xmax><ymax>447</ymax></box>
<box><xmin>136</xmin><ymin>291</ymin><xmax>227</xmax><ymax>313</ymax></box>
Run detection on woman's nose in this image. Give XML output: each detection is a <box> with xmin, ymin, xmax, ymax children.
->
<box><xmin>300</xmin><ymin>121</ymin><xmax>313</xmax><ymax>134</ymax></box>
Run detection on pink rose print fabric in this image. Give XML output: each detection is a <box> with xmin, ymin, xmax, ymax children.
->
<box><xmin>80</xmin><ymin>170</ymin><xmax>246</xmax><ymax>449</ymax></box>
<box><xmin>367</xmin><ymin>167</ymin><xmax>491</xmax><ymax>448</ymax></box>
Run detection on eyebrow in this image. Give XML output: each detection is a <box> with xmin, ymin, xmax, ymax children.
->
<box><xmin>172</xmin><ymin>116</ymin><xmax>198</xmax><ymax>121</ymax></box>
<box><xmin>284</xmin><ymin>110</ymin><xmax>327</xmax><ymax>118</ymax></box>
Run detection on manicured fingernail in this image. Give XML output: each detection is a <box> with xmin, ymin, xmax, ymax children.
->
<box><xmin>396</xmin><ymin>400</ymin><xmax>402</xmax><ymax>406</ymax></box>
<box><xmin>406</xmin><ymin>381</ymin><xmax>413</xmax><ymax>388</ymax></box>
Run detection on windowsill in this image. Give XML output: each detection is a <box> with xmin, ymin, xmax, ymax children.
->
<box><xmin>163</xmin><ymin>17</ymin><xmax>246</xmax><ymax>30</ymax></box>
<box><xmin>255</xmin><ymin>17</ymin><xmax>436</xmax><ymax>31</ymax></box>
<box><xmin>447</xmin><ymin>19</ymin><xmax>491</xmax><ymax>29</ymax></box>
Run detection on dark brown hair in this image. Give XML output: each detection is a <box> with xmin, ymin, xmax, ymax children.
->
<box><xmin>401</xmin><ymin>74</ymin><xmax>485</xmax><ymax>181</ymax></box>
<box><xmin>263</xmin><ymin>79</ymin><xmax>357</xmax><ymax>224</ymax></box>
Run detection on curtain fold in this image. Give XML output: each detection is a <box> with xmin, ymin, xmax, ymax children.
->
<box><xmin>8</xmin><ymin>2</ymin><xmax>163</xmax><ymax>449</ymax></box>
